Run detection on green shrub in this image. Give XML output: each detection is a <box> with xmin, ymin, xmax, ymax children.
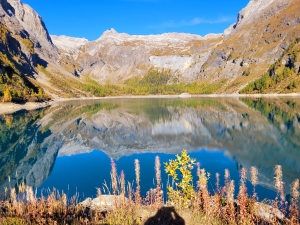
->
<box><xmin>242</xmin><ymin>69</ymin><xmax>250</xmax><ymax>76</ymax></box>
<box><xmin>164</xmin><ymin>149</ymin><xmax>197</xmax><ymax>208</ymax></box>
<box><xmin>288</xmin><ymin>80</ymin><xmax>297</xmax><ymax>90</ymax></box>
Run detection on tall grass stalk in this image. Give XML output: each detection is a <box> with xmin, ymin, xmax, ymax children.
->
<box><xmin>251</xmin><ymin>166</ymin><xmax>258</xmax><ymax>200</ymax></box>
<box><xmin>110</xmin><ymin>159</ymin><xmax>118</xmax><ymax>196</ymax></box>
<box><xmin>155</xmin><ymin>156</ymin><xmax>162</xmax><ymax>206</ymax></box>
<box><xmin>290</xmin><ymin>179</ymin><xmax>299</xmax><ymax>224</ymax></box>
<box><xmin>275</xmin><ymin>165</ymin><xmax>285</xmax><ymax>203</ymax></box>
<box><xmin>238</xmin><ymin>168</ymin><xmax>249</xmax><ymax>223</ymax></box>
<box><xmin>135</xmin><ymin>159</ymin><xmax>141</xmax><ymax>206</ymax></box>
<box><xmin>2</xmin><ymin>151</ymin><xmax>300</xmax><ymax>225</ymax></box>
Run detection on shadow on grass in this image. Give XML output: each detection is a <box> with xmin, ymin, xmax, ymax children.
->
<box><xmin>144</xmin><ymin>206</ymin><xmax>185</xmax><ymax>225</ymax></box>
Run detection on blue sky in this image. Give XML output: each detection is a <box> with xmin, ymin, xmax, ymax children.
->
<box><xmin>22</xmin><ymin>0</ymin><xmax>250</xmax><ymax>41</ymax></box>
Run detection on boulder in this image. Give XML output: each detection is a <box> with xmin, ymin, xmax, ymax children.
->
<box><xmin>79</xmin><ymin>195</ymin><xmax>128</xmax><ymax>212</ymax></box>
<box><xmin>179</xmin><ymin>93</ymin><xmax>191</xmax><ymax>98</ymax></box>
<box><xmin>254</xmin><ymin>202</ymin><xmax>286</xmax><ymax>222</ymax></box>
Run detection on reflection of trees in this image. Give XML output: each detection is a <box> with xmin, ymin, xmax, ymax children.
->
<box><xmin>238</xmin><ymin>97</ymin><xmax>300</xmax><ymax>194</ymax></box>
<box><xmin>241</xmin><ymin>98</ymin><xmax>300</xmax><ymax>146</ymax></box>
<box><xmin>43</xmin><ymin>102</ymin><xmax>116</xmax><ymax>130</ymax></box>
<box><xmin>0</xmin><ymin>101</ymin><xmax>117</xmax><ymax>194</ymax></box>
<box><xmin>141</xmin><ymin>98</ymin><xmax>227</xmax><ymax>123</ymax></box>
<box><xmin>0</xmin><ymin>109</ymin><xmax>50</xmax><ymax>190</ymax></box>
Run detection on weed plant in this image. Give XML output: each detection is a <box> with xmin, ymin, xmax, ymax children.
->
<box><xmin>0</xmin><ymin>150</ymin><xmax>299</xmax><ymax>225</ymax></box>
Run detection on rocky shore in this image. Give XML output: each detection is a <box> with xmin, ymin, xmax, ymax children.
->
<box><xmin>0</xmin><ymin>101</ymin><xmax>54</xmax><ymax>115</ymax></box>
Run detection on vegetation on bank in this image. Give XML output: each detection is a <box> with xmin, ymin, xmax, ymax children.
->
<box><xmin>0</xmin><ymin>150</ymin><xmax>299</xmax><ymax>225</ymax></box>
<box><xmin>240</xmin><ymin>38</ymin><xmax>300</xmax><ymax>94</ymax></box>
<box><xmin>0</xmin><ymin>52</ymin><xmax>50</xmax><ymax>102</ymax></box>
<box><xmin>40</xmin><ymin>65</ymin><xmax>227</xmax><ymax>99</ymax></box>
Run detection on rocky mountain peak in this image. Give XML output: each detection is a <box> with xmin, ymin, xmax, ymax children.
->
<box><xmin>224</xmin><ymin>0</ymin><xmax>280</xmax><ymax>36</ymax></box>
<box><xmin>105</xmin><ymin>28</ymin><xmax>118</xmax><ymax>34</ymax></box>
<box><xmin>236</xmin><ymin>0</ymin><xmax>276</xmax><ymax>25</ymax></box>
<box><xmin>51</xmin><ymin>35</ymin><xmax>89</xmax><ymax>55</ymax></box>
<box><xmin>100</xmin><ymin>28</ymin><xmax>119</xmax><ymax>38</ymax></box>
<box><xmin>8</xmin><ymin>0</ymin><xmax>57</xmax><ymax>57</ymax></box>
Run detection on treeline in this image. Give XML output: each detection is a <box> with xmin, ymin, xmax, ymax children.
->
<box><xmin>38</xmin><ymin>64</ymin><xmax>121</xmax><ymax>97</ymax></box>
<box><xmin>240</xmin><ymin>38</ymin><xmax>300</xmax><ymax>94</ymax></box>
<box><xmin>40</xmin><ymin>66</ymin><xmax>227</xmax><ymax>98</ymax></box>
<box><xmin>0</xmin><ymin>64</ymin><xmax>50</xmax><ymax>103</ymax></box>
<box><xmin>123</xmin><ymin>69</ymin><xmax>227</xmax><ymax>95</ymax></box>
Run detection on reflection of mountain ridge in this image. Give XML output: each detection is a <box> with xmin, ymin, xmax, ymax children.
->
<box><xmin>47</xmin><ymin>98</ymin><xmax>300</xmax><ymax>195</ymax></box>
<box><xmin>1</xmin><ymin>98</ymin><xmax>300</xmax><ymax>197</ymax></box>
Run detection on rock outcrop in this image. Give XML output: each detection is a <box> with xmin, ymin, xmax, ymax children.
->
<box><xmin>80</xmin><ymin>195</ymin><xmax>128</xmax><ymax>212</ymax></box>
<box><xmin>0</xmin><ymin>0</ymin><xmax>58</xmax><ymax>66</ymax></box>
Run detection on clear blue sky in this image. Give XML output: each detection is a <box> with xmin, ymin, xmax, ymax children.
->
<box><xmin>22</xmin><ymin>0</ymin><xmax>250</xmax><ymax>41</ymax></box>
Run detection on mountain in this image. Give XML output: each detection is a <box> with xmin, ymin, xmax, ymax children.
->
<box><xmin>51</xmin><ymin>30</ymin><xmax>222</xmax><ymax>84</ymax></box>
<box><xmin>1</xmin><ymin>0</ymin><xmax>300</xmax><ymax>101</ymax></box>
<box><xmin>0</xmin><ymin>0</ymin><xmax>57</xmax><ymax>101</ymax></box>
<box><xmin>50</xmin><ymin>0</ymin><xmax>300</xmax><ymax>94</ymax></box>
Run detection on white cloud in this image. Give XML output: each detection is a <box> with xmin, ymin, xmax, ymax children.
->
<box><xmin>150</xmin><ymin>16</ymin><xmax>235</xmax><ymax>28</ymax></box>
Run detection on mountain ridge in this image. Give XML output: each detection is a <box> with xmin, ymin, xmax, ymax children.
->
<box><xmin>1</xmin><ymin>0</ymin><xmax>300</xmax><ymax>101</ymax></box>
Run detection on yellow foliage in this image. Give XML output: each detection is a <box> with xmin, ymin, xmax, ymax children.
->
<box><xmin>3</xmin><ymin>88</ymin><xmax>12</xmax><ymax>102</ymax></box>
<box><xmin>21</xmin><ymin>38</ymin><xmax>35</xmax><ymax>54</ymax></box>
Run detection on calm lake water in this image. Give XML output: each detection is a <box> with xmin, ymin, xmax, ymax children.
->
<box><xmin>1</xmin><ymin>97</ymin><xmax>300</xmax><ymax>202</ymax></box>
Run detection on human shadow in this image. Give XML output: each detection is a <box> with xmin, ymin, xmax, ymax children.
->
<box><xmin>144</xmin><ymin>206</ymin><xmax>185</xmax><ymax>225</ymax></box>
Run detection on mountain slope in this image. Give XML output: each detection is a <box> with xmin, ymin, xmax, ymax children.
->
<box><xmin>0</xmin><ymin>0</ymin><xmax>57</xmax><ymax>101</ymax></box>
<box><xmin>51</xmin><ymin>30</ymin><xmax>222</xmax><ymax>84</ymax></box>
<box><xmin>1</xmin><ymin>0</ymin><xmax>300</xmax><ymax>100</ymax></box>
<box><xmin>209</xmin><ymin>0</ymin><xmax>300</xmax><ymax>93</ymax></box>
<box><xmin>240</xmin><ymin>37</ymin><xmax>300</xmax><ymax>93</ymax></box>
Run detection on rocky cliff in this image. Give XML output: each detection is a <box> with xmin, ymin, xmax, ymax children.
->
<box><xmin>0</xmin><ymin>0</ymin><xmax>58</xmax><ymax>101</ymax></box>
<box><xmin>0</xmin><ymin>0</ymin><xmax>57</xmax><ymax>68</ymax></box>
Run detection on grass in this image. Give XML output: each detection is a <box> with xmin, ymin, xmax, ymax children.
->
<box><xmin>0</xmin><ymin>150</ymin><xmax>299</xmax><ymax>225</ymax></box>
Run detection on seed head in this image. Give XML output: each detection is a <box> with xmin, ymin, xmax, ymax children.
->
<box><xmin>250</xmin><ymin>166</ymin><xmax>258</xmax><ymax>187</ymax></box>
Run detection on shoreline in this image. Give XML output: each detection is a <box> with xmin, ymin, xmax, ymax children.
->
<box><xmin>0</xmin><ymin>92</ymin><xmax>300</xmax><ymax>115</ymax></box>
<box><xmin>0</xmin><ymin>101</ymin><xmax>54</xmax><ymax>115</ymax></box>
<box><xmin>54</xmin><ymin>92</ymin><xmax>300</xmax><ymax>102</ymax></box>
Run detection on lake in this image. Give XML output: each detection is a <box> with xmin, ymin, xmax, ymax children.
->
<box><xmin>1</xmin><ymin>97</ymin><xmax>300</xmax><ymax>202</ymax></box>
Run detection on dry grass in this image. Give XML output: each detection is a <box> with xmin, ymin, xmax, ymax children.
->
<box><xmin>0</xmin><ymin>154</ymin><xmax>299</xmax><ymax>225</ymax></box>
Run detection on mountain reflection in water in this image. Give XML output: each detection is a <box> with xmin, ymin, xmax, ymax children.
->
<box><xmin>1</xmin><ymin>97</ymin><xmax>300</xmax><ymax>199</ymax></box>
